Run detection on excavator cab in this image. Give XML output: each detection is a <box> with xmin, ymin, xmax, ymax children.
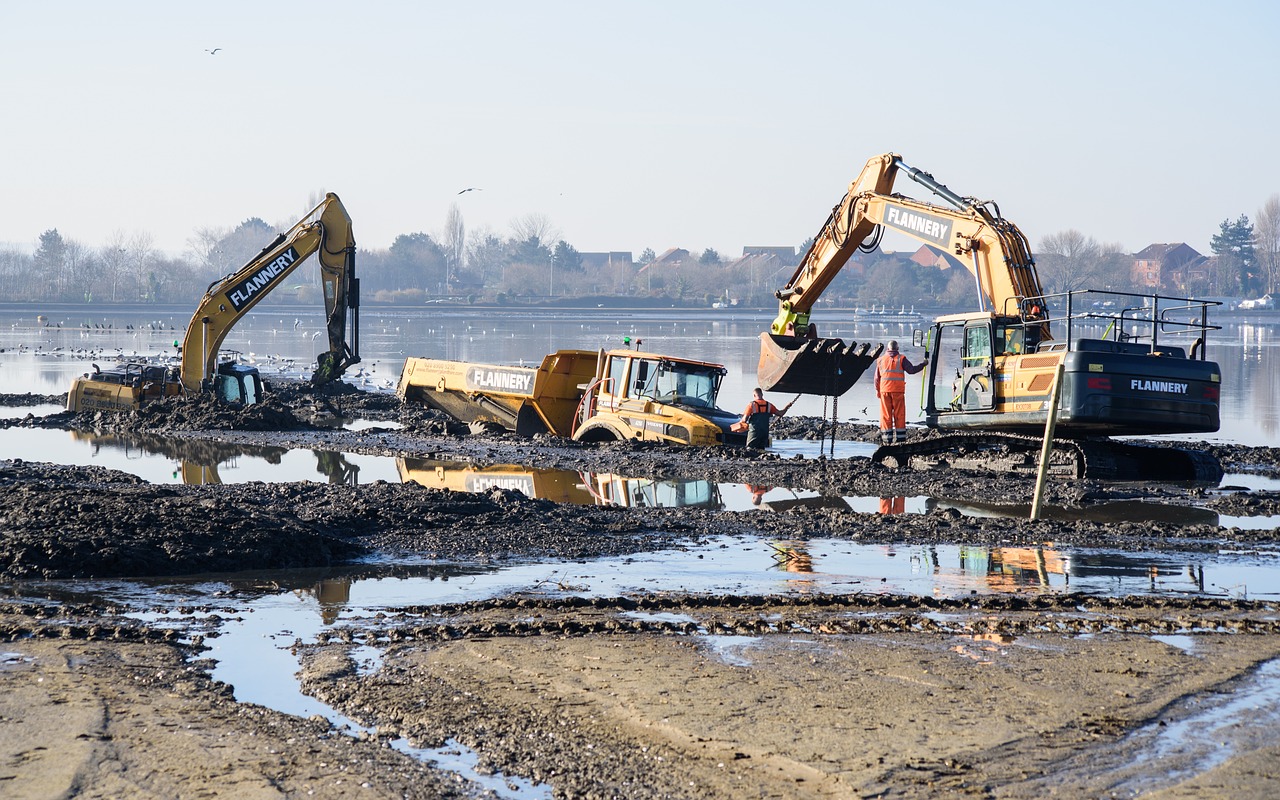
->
<box><xmin>212</xmin><ymin>362</ymin><xmax>263</xmax><ymax>405</ymax></box>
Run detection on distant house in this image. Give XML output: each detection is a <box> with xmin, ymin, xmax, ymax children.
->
<box><xmin>1131</xmin><ymin>243</ymin><xmax>1203</xmax><ymax>291</ymax></box>
<box><xmin>725</xmin><ymin>251</ymin><xmax>799</xmax><ymax>284</ymax></box>
<box><xmin>651</xmin><ymin>248</ymin><xmax>691</xmax><ymax>266</ymax></box>
<box><xmin>579</xmin><ymin>252</ymin><xmax>634</xmax><ymax>270</ymax></box>
<box><xmin>1164</xmin><ymin>254</ymin><xmax>1211</xmax><ymax>293</ymax></box>
<box><xmin>909</xmin><ymin>245</ymin><xmax>964</xmax><ymax>271</ymax></box>
<box><xmin>741</xmin><ymin>246</ymin><xmax>798</xmax><ymax>265</ymax></box>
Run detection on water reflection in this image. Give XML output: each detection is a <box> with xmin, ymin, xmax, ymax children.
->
<box><xmin>4</xmin><ymin>427</ymin><xmax>1260</xmax><ymax>527</ymax></box>
<box><xmin>927</xmin><ymin>497</ymin><xmax>1220</xmax><ymax>527</ymax></box>
<box><xmin>397</xmin><ymin>457</ymin><xmax>722</xmax><ymax>509</ymax></box>
<box><xmin>67</xmin><ymin>430</ymin><xmax>362</xmax><ymax>485</ymax></box>
<box><xmin>879</xmin><ymin>496</ymin><xmax>905</xmax><ymax>515</ymax></box>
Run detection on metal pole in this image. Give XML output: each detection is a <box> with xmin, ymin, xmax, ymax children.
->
<box><xmin>1030</xmin><ymin>362</ymin><xmax>1065</xmax><ymax>520</ymax></box>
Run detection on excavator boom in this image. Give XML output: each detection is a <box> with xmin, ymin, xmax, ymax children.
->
<box><xmin>758</xmin><ymin>152</ymin><xmax>1223</xmax><ymax>479</ymax></box>
<box><xmin>761</xmin><ymin>153</ymin><xmax>1046</xmax><ymax>396</ymax></box>
<box><xmin>67</xmin><ymin>192</ymin><xmax>360</xmax><ymax>413</ymax></box>
<box><xmin>181</xmin><ymin>192</ymin><xmax>359</xmax><ymax>391</ymax></box>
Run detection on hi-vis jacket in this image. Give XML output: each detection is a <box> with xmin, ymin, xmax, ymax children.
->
<box><xmin>873</xmin><ymin>352</ymin><xmax>923</xmax><ymax>395</ymax></box>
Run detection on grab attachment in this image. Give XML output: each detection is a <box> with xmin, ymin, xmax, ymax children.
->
<box><xmin>757</xmin><ymin>333</ymin><xmax>882</xmax><ymax>397</ymax></box>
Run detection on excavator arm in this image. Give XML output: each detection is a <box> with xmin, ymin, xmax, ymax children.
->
<box><xmin>760</xmin><ymin>153</ymin><xmax>1044</xmax><ymax>395</ymax></box>
<box><xmin>179</xmin><ymin>192</ymin><xmax>359</xmax><ymax>392</ymax></box>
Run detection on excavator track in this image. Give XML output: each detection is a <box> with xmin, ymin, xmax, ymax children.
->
<box><xmin>873</xmin><ymin>432</ymin><xmax>1222</xmax><ymax>482</ymax></box>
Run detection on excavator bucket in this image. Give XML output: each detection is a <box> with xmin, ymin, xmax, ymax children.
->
<box><xmin>757</xmin><ymin>333</ymin><xmax>882</xmax><ymax>397</ymax></box>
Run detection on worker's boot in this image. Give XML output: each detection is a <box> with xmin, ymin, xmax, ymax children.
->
<box><xmin>881</xmin><ymin>431</ymin><xmax>893</xmax><ymax>445</ymax></box>
<box><xmin>895</xmin><ymin>428</ymin><xmax>907</xmax><ymax>443</ymax></box>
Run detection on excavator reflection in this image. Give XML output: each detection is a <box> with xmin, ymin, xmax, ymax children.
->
<box><xmin>69</xmin><ymin>431</ymin><xmax>362</xmax><ymax>486</ymax></box>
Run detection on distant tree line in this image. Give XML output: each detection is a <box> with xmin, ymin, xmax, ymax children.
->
<box><xmin>3</xmin><ymin>196</ymin><xmax>1277</xmax><ymax>308</ymax></box>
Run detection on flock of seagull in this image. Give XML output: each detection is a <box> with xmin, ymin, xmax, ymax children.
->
<box><xmin>6</xmin><ymin>316</ymin><xmax>394</xmax><ymax>388</ymax></box>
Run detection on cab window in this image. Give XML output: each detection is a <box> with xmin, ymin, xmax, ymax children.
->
<box><xmin>631</xmin><ymin>359</ymin><xmax>657</xmax><ymax>398</ymax></box>
<box><xmin>216</xmin><ymin>375</ymin><xmax>243</xmax><ymax>403</ymax></box>
<box><xmin>995</xmin><ymin>323</ymin><xmax>1025</xmax><ymax>356</ymax></box>
<box><xmin>607</xmin><ymin>356</ymin><xmax>628</xmax><ymax>396</ymax></box>
<box><xmin>963</xmin><ymin>326</ymin><xmax>991</xmax><ymax>365</ymax></box>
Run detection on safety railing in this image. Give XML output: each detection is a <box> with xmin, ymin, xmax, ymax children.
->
<box><xmin>1021</xmin><ymin>289</ymin><xmax>1221</xmax><ymax>360</ymax></box>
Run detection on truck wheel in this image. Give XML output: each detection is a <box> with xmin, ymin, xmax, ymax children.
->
<box><xmin>574</xmin><ymin>424</ymin><xmax>621</xmax><ymax>443</ymax></box>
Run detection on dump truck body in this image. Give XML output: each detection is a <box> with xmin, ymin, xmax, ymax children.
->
<box><xmin>398</xmin><ymin>348</ymin><xmax>746</xmax><ymax>446</ymax></box>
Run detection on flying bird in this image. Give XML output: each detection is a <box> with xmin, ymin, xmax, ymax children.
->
<box><xmin>457</xmin><ymin>187</ymin><xmax>482</xmax><ymax>194</ymax></box>
<box><xmin>205</xmin><ymin>48</ymin><xmax>221</xmax><ymax>54</ymax></box>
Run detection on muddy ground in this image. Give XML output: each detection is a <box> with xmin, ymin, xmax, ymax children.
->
<box><xmin>3</xmin><ymin>383</ymin><xmax>1280</xmax><ymax>798</ymax></box>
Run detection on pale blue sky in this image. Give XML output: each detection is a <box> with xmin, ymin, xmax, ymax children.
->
<box><xmin>3</xmin><ymin>1</ymin><xmax>1277</xmax><ymax>260</ymax></box>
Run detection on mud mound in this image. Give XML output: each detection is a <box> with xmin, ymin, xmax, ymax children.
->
<box><xmin>72</xmin><ymin>392</ymin><xmax>309</xmax><ymax>434</ymax></box>
<box><xmin>0</xmin><ymin>462</ymin><xmax>715</xmax><ymax>580</ymax></box>
<box><xmin>0</xmin><ymin>392</ymin><xmax>66</xmax><ymax>407</ymax></box>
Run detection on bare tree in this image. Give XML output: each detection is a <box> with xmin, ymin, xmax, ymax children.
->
<box><xmin>186</xmin><ymin>225</ymin><xmax>230</xmax><ymax>280</ymax></box>
<box><xmin>465</xmin><ymin>228</ymin><xmax>507</xmax><ymax>285</ymax></box>
<box><xmin>1256</xmin><ymin>194</ymin><xmax>1280</xmax><ymax>294</ymax></box>
<box><xmin>127</xmin><ymin>232</ymin><xmax>157</xmax><ymax>301</ymax></box>
<box><xmin>63</xmin><ymin>240</ymin><xmax>97</xmax><ymax>302</ymax></box>
<box><xmin>100</xmin><ymin>231</ymin><xmax>131</xmax><ymax>302</ymax></box>
<box><xmin>1035</xmin><ymin>230</ymin><xmax>1121</xmax><ymax>293</ymax></box>
<box><xmin>305</xmin><ymin>189</ymin><xmax>328</xmax><ymax>215</ymax></box>
<box><xmin>443</xmin><ymin>203</ymin><xmax>465</xmax><ymax>282</ymax></box>
<box><xmin>509</xmin><ymin>213</ymin><xmax>560</xmax><ymax>250</ymax></box>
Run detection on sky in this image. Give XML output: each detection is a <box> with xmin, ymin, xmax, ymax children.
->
<box><xmin>3</xmin><ymin>1</ymin><xmax>1278</xmax><ymax>261</ymax></box>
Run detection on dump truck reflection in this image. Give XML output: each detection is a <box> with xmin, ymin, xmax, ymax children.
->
<box><xmin>396</xmin><ymin>457</ymin><xmax>722</xmax><ymax>510</ymax></box>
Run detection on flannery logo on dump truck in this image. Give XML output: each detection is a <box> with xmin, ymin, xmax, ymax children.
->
<box><xmin>465</xmin><ymin>475</ymin><xmax>535</xmax><ymax>496</ymax></box>
<box><xmin>1131</xmin><ymin>379</ymin><xmax>1189</xmax><ymax>394</ymax></box>
<box><xmin>227</xmin><ymin>246</ymin><xmax>300</xmax><ymax>311</ymax></box>
<box><xmin>467</xmin><ymin>366</ymin><xmax>535</xmax><ymax>394</ymax></box>
<box><xmin>883</xmin><ymin>204</ymin><xmax>953</xmax><ymax>246</ymax></box>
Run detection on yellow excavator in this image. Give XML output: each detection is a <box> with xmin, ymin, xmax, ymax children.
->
<box><xmin>67</xmin><ymin>193</ymin><xmax>360</xmax><ymax>412</ymax></box>
<box><xmin>761</xmin><ymin>153</ymin><xmax>1222</xmax><ymax>480</ymax></box>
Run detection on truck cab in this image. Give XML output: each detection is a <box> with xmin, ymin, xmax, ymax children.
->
<box><xmin>575</xmin><ymin>350</ymin><xmax>744</xmax><ymax>446</ymax></box>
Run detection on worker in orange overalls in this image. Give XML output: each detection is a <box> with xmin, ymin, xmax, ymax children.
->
<box><xmin>872</xmin><ymin>339</ymin><xmax>926</xmax><ymax>444</ymax></box>
<box><xmin>739</xmin><ymin>388</ymin><xmax>796</xmax><ymax>450</ymax></box>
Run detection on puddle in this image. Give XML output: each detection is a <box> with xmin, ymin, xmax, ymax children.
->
<box><xmin>623</xmin><ymin>611</ymin><xmax>699</xmax><ymax>626</ymax></box>
<box><xmin>1220</xmin><ymin>472</ymin><xmax>1280</xmax><ymax>492</ymax></box>
<box><xmin>47</xmin><ymin>537</ymin><xmax>1280</xmax><ymax>616</ymax></box>
<box><xmin>390</xmin><ymin>738</ymin><xmax>550</xmax><ymax>799</ymax></box>
<box><xmin>1019</xmin><ymin>658</ymin><xmax>1280</xmax><ymax>795</ymax></box>
<box><xmin>138</xmin><ymin>585</ymin><xmax>552</xmax><ymax>799</ymax></box>
<box><xmin>1152</xmin><ymin>634</ymin><xmax>1198</xmax><ymax>654</ymax></box>
<box><xmin>699</xmin><ymin>635</ymin><xmax>762</xmax><ymax>667</ymax></box>
<box><xmin>0</xmin><ymin>403</ymin><xmax>63</xmax><ymax>419</ymax></box>
<box><xmin>769</xmin><ymin>439</ymin><xmax>875</xmax><ymax>460</ymax></box>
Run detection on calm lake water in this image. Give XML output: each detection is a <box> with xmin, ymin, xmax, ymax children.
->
<box><xmin>1</xmin><ymin>302</ymin><xmax>1275</xmax><ymax>446</ymax></box>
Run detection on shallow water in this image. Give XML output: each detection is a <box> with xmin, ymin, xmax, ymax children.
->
<box><xmin>4</xmin><ymin>426</ymin><xmax>1276</xmax><ymax>530</ymax></box>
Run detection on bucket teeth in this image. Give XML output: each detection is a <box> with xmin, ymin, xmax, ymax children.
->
<box><xmin>757</xmin><ymin>332</ymin><xmax>879</xmax><ymax>397</ymax></box>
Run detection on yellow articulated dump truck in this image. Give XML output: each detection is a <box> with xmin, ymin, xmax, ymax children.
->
<box><xmin>396</xmin><ymin>347</ymin><xmax>747</xmax><ymax>446</ymax></box>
